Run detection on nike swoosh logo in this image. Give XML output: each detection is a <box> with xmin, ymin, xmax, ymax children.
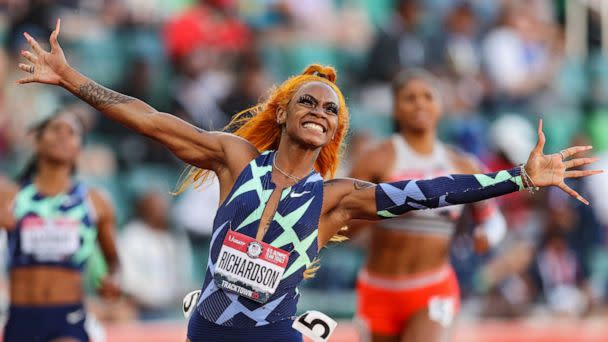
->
<box><xmin>290</xmin><ymin>191</ymin><xmax>311</xmax><ymax>198</ymax></box>
<box><xmin>66</xmin><ymin>309</ymin><xmax>85</xmax><ymax>324</ymax></box>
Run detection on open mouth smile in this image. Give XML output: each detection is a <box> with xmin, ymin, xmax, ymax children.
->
<box><xmin>302</xmin><ymin>121</ymin><xmax>327</xmax><ymax>133</ymax></box>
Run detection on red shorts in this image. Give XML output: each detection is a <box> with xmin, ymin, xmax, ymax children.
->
<box><xmin>356</xmin><ymin>264</ymin><xmax>460</xmax><ymax>336</ymax></box>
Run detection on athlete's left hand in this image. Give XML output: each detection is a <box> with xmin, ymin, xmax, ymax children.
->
<box><xmin>98</xmin><ymin>275</ymin><xmax>121</xmax><ymax>300</ymax></box>
<box><xmin>473</xmin><ymin>229</ymin><xmax>490</xmax><ymax>254</ymax></box>
<box><xmin>17</xmin><ymin>18</ymin><xmax>68</xmax><ymax>86</ymax></box>
<box><xmin>524</xmin><ymin>119</ymin><xmax>603</xmax><ymax>205</ymax></box>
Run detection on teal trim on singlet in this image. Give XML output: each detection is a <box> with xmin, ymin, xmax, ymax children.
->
<box><xmin>10</xmin><ymin>181</ymin><xmax>98</xmax><ymax>270</ymax></box>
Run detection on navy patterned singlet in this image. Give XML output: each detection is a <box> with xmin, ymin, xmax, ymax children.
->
<box><xmin>9</xmin><ymin>180</ymin><xmax>98</xmax><ymax>271</ymax></box>
<box><xmin>197</xmin><ymin>151</ymin><xmax>324</xmax><ymax>327</ymax></box>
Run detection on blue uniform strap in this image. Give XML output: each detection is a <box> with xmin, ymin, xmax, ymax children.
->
<box><xmin>376</xmin><ymin>167</ymin><xmax>523</xmax><ymax>218</ymax></box>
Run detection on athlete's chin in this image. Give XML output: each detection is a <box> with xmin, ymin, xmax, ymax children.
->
<box><xmin>45</xmin><ymin>153</ymin><xmax>77</xmax><ymax>165</ymax></box>
<box><xmin>405</xmin><ymin>123</ymin><xmax>435</xmax><ymax>134</ymax></box>
<box><xmin>294</xmin><ymin>134</ymin><xmax>329</xmax><ymax>149</ymax></box>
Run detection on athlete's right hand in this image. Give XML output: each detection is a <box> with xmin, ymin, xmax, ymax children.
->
<box><xmin>17</xmin><ymin>18</ymin><xmax>69</xmax><ymax>86</ymax></box>
<box><xmin>98</xmin><ymin>274</ymin><xmax>122</xmax><ymax>300</ymax></box>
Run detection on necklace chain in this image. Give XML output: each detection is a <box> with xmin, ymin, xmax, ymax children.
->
<box><xmin>272</xmin><ymin>152</ymin><xmax>302</xmax><ymax>182</ymax></box>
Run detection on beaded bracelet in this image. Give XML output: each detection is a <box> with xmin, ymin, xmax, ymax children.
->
<box><xmin>520</xmin><ymin>164</ymin><xmax>539</xmax><ymax>194</ymax></box>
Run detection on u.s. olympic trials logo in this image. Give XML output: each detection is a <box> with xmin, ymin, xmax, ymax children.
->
<box><xmin>247</xmin><ymin>241</ymin><xmax>263</xmax><ymax>258</ymax></box>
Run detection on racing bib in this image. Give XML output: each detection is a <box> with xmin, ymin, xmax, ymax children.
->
<box><xmin>213</xmin><ymin>230</ymin><xmax>289</xmax><ymax>303</ymax></box>
<box><xmin>292</xmin><ymin>311</ymin><xmax>338</xmax><ymax>342</ymax></box>
<box><xmin>182</xmin><ymin>290</ymin><xmax>202</xmax><ymax>319</ymax></box>
<box><xmin>21</xmin><ymin>217</ymin><xmax>80</xmax><ymax>261</ymax></box>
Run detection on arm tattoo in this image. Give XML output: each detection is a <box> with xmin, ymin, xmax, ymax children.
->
<box><xmin>354</xmin><ymin>180</ymin><xmax>375</xmax><ymax>190</ymax></box>
<box><xmin>77</xmin><ymin>82</ymin><xmax>135</xmax><ymax>108</ymax></box>
<box><xmin>323</xmin><ymin>179</ymin><xmax>342</xmax><ymax>187</ymax></box>
<box><xmin>323</xmin><ymin>179</ymin><xmax>375</xmax><ymax>190</ymax></box>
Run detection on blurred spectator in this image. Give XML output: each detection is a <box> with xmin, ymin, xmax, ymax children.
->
<box><xmin>482</xmin><ymin>3</ymin><xmax>560</xmax><ymax>112</ymax></box>
<box><xmin>363</xmin><ymin>0</ymin><xmax>430</xmax><ymax>83</ymax></box>
<box><xmin>0</xmin><ymin>49</ymin><xmax>10</xmax><ymax>163</ymax></box>
<box><xmin>173</xmin><ymin>176</ymin><xmax>219</xmax><ymax>238</ymax></box>
<box><xmin>530</xmin><ymin>228</ymin><xmax>590</xmax><ymax>317</ymax></box>
<box><xmin>5</xmin><ymin>0</ymin><xmax>54</xmax><ymax>54</ymax></box>
<box><xmin>220</xmin><ymin>48</ymin><xmax>271</xmax><ymax>117</ymax></box>
<box><xmin>98</xmin><ymin>57</ymin><xmax>179</xmax><ymax>167</ymax></box>
<box><xmin>587</xmin><ymin>152</ymin><xmax>608</xmax><ymax>228</ymax></box>
<box><xmin>429</xmin><ymin>2</ymin><xmax>485</xmax><ymax>121</ymax></box>
<box><xmin>280</xmin><ymin>0</ymin><xmax>336</xmax><ymax>40</ymax></box>
<box><xmin>119</xmin><ymin>190</ymin><xmax>194</xmax><ymax>319</ymax></box>
<box><xmin>172</xmin><ymin>176</ymin><xmax>219</xmax><ymax>283</ymax></box>
<box><xmin>430</xmin><ymin>1</ymin><xmax>481</xmax><ymax>77</ymax></box>
<box><xmin>163</xmin><ymin>0</ymin><xmax>251</xmax><ymax>131</ymax></box>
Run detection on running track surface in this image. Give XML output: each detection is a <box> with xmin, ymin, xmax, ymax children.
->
<box><xmin>93</xmin><ymin>319</ymin><xmax>608</xmax><ymax>342</ymax></box>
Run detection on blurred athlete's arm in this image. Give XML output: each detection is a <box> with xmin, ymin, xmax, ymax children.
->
<box><xmin>89</xmin><ymin>188</ymin><xmax>121</xmax><ymax>300</ymax></box>
<box><xmin>451</xmin><ymin>151</ymin><xmax>506</xmax><ymax>253</ymax></box>
<box><xmin>0</xmin><ymin>175</ymin><xmax>17</xmax><ymax>230</ymax></box>
<box><xmin>16</xmin><ymin>19</ymin><xmax>256</xmax><ymax>173</ymax></box>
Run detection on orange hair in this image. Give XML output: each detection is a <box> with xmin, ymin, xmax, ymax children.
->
<box><xmin>176</xmin><ymin>64</ymin><xmax>350</xmax><ymax>192</ymax></box>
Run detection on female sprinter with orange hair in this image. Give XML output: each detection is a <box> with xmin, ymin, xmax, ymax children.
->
<box><xmin>17</xmin><ymin>20</ymin><xmax>602</xmax><ymax>341</ymax></box>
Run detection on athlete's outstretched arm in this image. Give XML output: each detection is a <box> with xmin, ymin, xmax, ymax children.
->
<box><xmin>16</xmin><ymin>19</ymin><xmax>253</xmax><ymax>171</ymax></box>
<box><xmin>320</xmin><ymin>121</ymin><xmax>602</xmax><ymax>247</ymax></box>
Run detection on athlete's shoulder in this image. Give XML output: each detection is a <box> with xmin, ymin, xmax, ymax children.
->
<box><xmin>216</xmin><ymin>133</ymin><xmax>260</xmax><ymax>177</ymax></box>
<box><xmin>350</xmin><ymin>137</ymin><xmax>395</xmax><ymax>180</ymax></box>
<box><xmin>87</xmin><ymin>187</ymin><xmax>115</xmax><ymax>215</ymax></box>
<box><xmin>367</xmin><ymin>137</ymin><xmax>395</xmax><ymax>156</ymax></box>
<box><xmin>218</xmin><ymin>132</ymin><xmax>258</xmax><ymax>155</ymax></box>
<box><xmin>444</xmin><ymin>145</ymin><xmax>487</xmax><ymax>173</ymax></box>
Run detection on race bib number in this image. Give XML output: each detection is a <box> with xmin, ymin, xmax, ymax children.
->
<box><xmin>428</xmin><ymin>296</ymin><xmax>455</xmax><ymax>327</ymax></box>
<box><xmin>21</xmin><ymin>217</ymin><xmax>80</xmax><ymax>261</ymax></box>
<box><xmin>292</xmin><ymin>311</ymin><xmax>337</xmax><ymax>342</ymax></box>
<box><xmin>213</xmin><ymin>230</ymin><xmax>289</xmax><ymax>303</ymax></box>
<box><xmin>182</xmin><ymin>290</ymin><xmax>202</xmax><ymax>319</ymax></box>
